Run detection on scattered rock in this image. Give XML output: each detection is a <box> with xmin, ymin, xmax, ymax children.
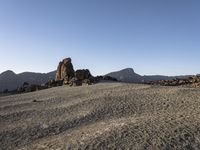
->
<box><xmin>45</xmin><ymin>80</ymin><xmax>63</xmax><ymax>88</ymax></box>
<box><xmin>82</xmin><ymin>79</ymin><xmax>91</xmax><ymax>85</ymax></box>
<box><xmin>103</xmin><ymin>76</ymin><xmax>118</xmax><ymax>81</ymax></box>
<box><xmin>17</xmin><ymin>82</ymin><xmax>29</xmax><ymax>93</ymax></box>
<box><xmin>149</xmin><ymin>75</ymin><xmax>200</xmax><ymax>88</ymax></box>
<box><xmin>72</xmin><ymin>79</ymin><xmax>82</xmax><ymax>86</ymax></box>
<box><xmin>18</xmin><ymin>82</ymin><xmax>49</xmax><ymax>93</ymax></box>
<box><xmin>94</xmin><ymin>76</ymin><xmax>118</xmax><ymax>82</ymax></box>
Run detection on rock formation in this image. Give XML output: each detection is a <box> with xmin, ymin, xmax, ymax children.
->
<box><xmin>45</xmin><ymin>79</ymin><xmax>63</xmax><ymax>88</ymax></box>
<box><xmin>75</xmin><ymin>69</ymin><xmax>92</xmax><ymax>80</ymax></box>
<box><xmin>55</xmin><ymin>58</ymin><xmax>75</xmax><ymax>81</ymax></box>
<box><xmin>2</xmin><ymin>57</ymin><xmax>119</xmax><ymax>95</ymax></box>
<box><xmin>67</xmin><ymin>69</ymin><xmax>92</xmax><ymax>86</ymax></box>
<box><xmin>149</xmin><ymin>75</ymin><xmax>200</xmax><ymax>88</ymax></box>
<box><xmin>55</xmin><ymin>58</ymin><xmax>95</xmax><ymax>86</ymax></box>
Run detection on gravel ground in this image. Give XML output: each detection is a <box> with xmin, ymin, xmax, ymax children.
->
<box><xmin>0</xmin><ymin>83</ymin><xmax>200</xmax><ymax>150</ymax></box>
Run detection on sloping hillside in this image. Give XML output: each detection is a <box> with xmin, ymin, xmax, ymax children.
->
<box><xmin>106</xmin><ymin>68</ymin><xmax>143</xmax><ymax>83</ymax></box>
<box><xmin>0</xmin><ymin>70</ymin><xmax>21</xmax><ymax>91</ymax></box>
<box><xmin>106</xmin><ymin>68</ymin><xmax>192</xmax><ymax>83</ymax></box>
<box><xmin>0</xmin><ymin>71</ymin><xmax>56</xmax><ymax>91</ymax></box>
<box><xmin>0</xmin><ymin>83</ymin><xmax>200</xmax><ymax>149</ymax></box>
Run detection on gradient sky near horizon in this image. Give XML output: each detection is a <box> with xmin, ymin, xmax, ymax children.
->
<box><xmin>0</xmin><ymin>0</ymin><xmax>199</xmax><ymax>76</ymax></box>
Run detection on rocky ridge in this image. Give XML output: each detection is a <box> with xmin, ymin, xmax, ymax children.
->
<box><xmin>149</xmin><ymin>75</ymin><xmax>200</xmax><ymax>88</ymax></box>
<box><xmin>16</xmin><ymin>58</ymin><xmax>117</xmax><ymax>93</ymax></box>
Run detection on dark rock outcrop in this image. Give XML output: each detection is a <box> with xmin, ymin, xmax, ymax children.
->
<box><xmin>95</xmin><ymin>76</ymin><xmax>118</xmax><ymax>82</ymax></box>
<box><xmin>45</xmin><ymin>79</ymin><xmax>63</xmax><ymax>88</ymax></box>
<box><xmin>75</xmin><ymin>69</ymin><xmax>92</xmax><ymax>80</ymax></box>
<box><xmin>17</xmin><ymin>82</ymin><xmax>48</xmax><ymax>93</ymax></box>
<box><xmin>55</xmin><ymin>58</ymin><xmax>75</xmax><ymax>81</ymax></box>
<box><xmin>17</xmin><ymin>82</ymin><xmax>40</xmax><ymax>93</ymax></box>
<box><xmin>149</xmin><ymin>75</ymin><xmax>200</xmax><ymax>87</ymax></box>
<box><xmin>67</xmin><ymin>70</ymin><xmax>92</xmax><ymax>86</ymax></box>
<box><xmin>69</xmin><ymin>78</ymin><xmax>83</xmax><ymax>86</ymax></box>
<box><xmin>17</xmin><ymin>82</ymin><xmax>29</xmax><ymax>93</ymax></box>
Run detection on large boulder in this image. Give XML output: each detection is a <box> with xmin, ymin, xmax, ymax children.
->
<box><xmin>75</xmin><ymin>69</ymin><xmax>92</xmax><ymax>80</ymax></box>
<box><xmin>66</xmin><ymin>69</ymin><xmax>94</xmax><ymax>86</ymax></box>
<box><xmin>55</xmin><ymin>58</ymin><xmax>75</xmax><ymax>81</ymax></box>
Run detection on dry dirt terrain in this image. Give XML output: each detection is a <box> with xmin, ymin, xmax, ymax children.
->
<box><xmin>1</xmin><ymin>83</ymin><xmax>200</xmax><ymax>150</ymax></box>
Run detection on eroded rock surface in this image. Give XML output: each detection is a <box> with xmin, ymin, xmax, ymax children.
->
<box><xmin>55</xmin><ymin>58</ymin><xmax>75</xmax><ymax>81</ymax></box>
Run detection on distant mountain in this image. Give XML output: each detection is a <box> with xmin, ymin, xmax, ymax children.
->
<box><xmin>106</xmin><ymin>68</ymin><xmax>143</xmax><ymax>83</ymax></box>
<box><xmin>106</xmin><ymin>68</ymin><xmax>192</xmax><ymax>83</ymax></box>
<box><xmin>0</xmin><ymin>68</ymin><xmax>195</xmax><ymax>92</ymax></box>
<box><xmin>0</xmin><ymin>70</ymin><xmax>56</xmax><ymax>91</ymax></box>
<box><xmin>142</xmin><ymin>75</ymin><xmax>173</xmax><ymax>82</ymax></box>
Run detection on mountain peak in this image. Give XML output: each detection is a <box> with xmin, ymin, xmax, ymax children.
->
<box><xmin>1</xmin><ymin>70</ymin><xmax>16</xmax><ymax>76</ymax></box>
<box><xmin>120</xmin><ymin>68</ymin><xmax>135</xmax><ymax>73</ymax></box>
<box><xmin>0</xmin><ymin>70</ymin><xmax>56</xmax><ymax>91</ymax></box>
<box><xmin>106</xmin><ymin>68</ymin><xmax>142</xmax><ymax>83</ymax></box>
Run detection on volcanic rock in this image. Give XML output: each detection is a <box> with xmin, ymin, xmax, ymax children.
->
<box><xmin>45</xmin><ymin>80</ymin><xmax>63</xmax><ymax>88</ymax></box>
<box><xmin>55</xmin><ymin>58</ymin><xmax>75</xmax><ymax>81</ymax></box>
<box><xmin>149</xmin><ymin>75</ymin><xmax>200</xmax><ymax>88</ymax></box>
<box><xmin>75</xmin><ymin>69</ymin><xmax>92</xmax><ymax>80</ymax></box>
<box><xmin>68</xmin><ymin>78</ymin><xmax>82</xmax><ymax>86</ymax></box>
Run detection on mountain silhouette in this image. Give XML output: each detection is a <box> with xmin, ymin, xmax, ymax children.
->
<box><xmin>0</xmin><ymin>70</ymin><xmax>56</xmax><ymax>91</ymax></box>
<box><xmin>106</xmin><ymin>68</ymin><xmax>143</xmax><ymax>83</ymax></box>
<box><xmin>0</xmin><ymin>68</ymin><xmax>194</xmax><ymax>91</ymax></box>
<box><xmin>106</xmin><ymin>68</ymin><xmax>191</xmax><ymax>83</ymax></box>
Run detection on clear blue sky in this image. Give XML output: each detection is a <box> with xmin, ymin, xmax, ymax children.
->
<box><xmin>0</xmin><ymin>0</ymin><xmax>199</xmax><ymax>76</ymax></box>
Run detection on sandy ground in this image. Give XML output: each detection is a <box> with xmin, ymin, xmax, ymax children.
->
<box><xmin>0</xmin><ymin>83</ymin><xmax>200</xmax><ymax>150</ymax></box>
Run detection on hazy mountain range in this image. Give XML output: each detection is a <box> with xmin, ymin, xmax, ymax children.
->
<box><xmin>0</xmin><ymin>68</ymin><xmax>195</xmax><ymax>91</ymax></box>
<box><xmin>106</xmin><ymin>68</ymin><xmax>193</xmax><ymax>83</ymax></box>
<box><xmin>0</xmin><ymin>70</ymin><xmax>56</xmax><ymax>91</ymax></box>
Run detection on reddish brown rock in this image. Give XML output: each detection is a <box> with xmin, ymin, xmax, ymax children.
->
<box><xmin>55</xmin><ymin>58</ymin><xmax>75</xmax><ymax>81</ymax></box>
